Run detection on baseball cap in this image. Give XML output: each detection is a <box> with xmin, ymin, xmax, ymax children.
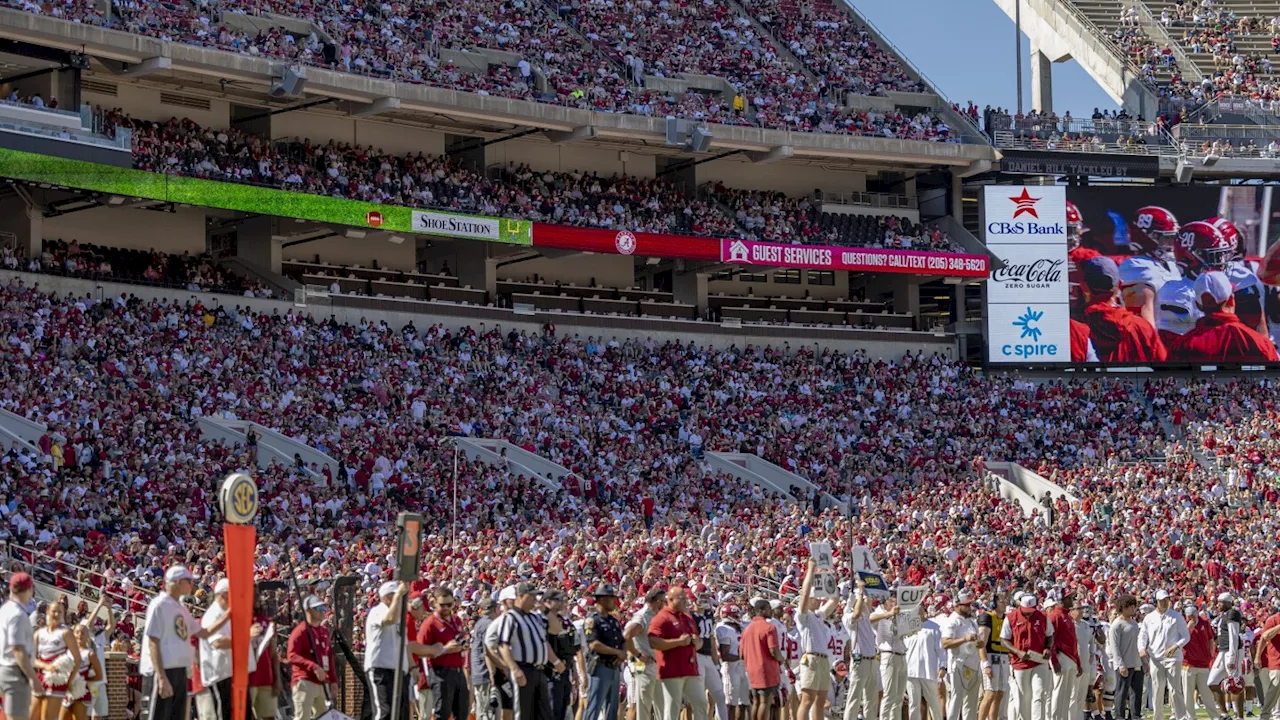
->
<box><xmin>644</xmin><ymin>588</ymin><xmax>667</xmax><ymax>604</ymax></box>
<box><xmin>8</xmin><ymin>572</ymin><xmax>32</xmax><ymax>594</ymax></box>
<box><xmin>498</xmin><ymin>585</ymin><xmax>517</xmax><ymax>602</ymax></box>
<box><xmin>165</xmin><ymin>565</ymin><xmax>196</xmax><ymax>584</ymax></box>
<box><xmin>1155</xmin><ymin>590</ymin><xmax>1171</xmax><ymax>601</ymax></box>
<box><xmin>749</xmin><ymin>596</ymin><xmax>765</xmax><ymax>608</ymax></box>
<box><xmin>214</xmin><ymin>578</ymin><xmax>230</xmax><ymax>595</ymax></box>
<box><xmin>515</xmin><ymin>581</ymin><xmax>539</xmax><ymax>596</ymax></box>
<box><xmin>544</xmin><ymin>590</ymin><xmax>565</xmax><ymax>602</ymax></box>
<box><xmin>303</xmin><ymin>595</ymin><xmax>329</xmax><ymax>612</ymax></box>
<box><xmin>378</xmin><ymin>581</ymin><xmax>399</xmax><ymax>598</ymax></box>
<box><xmin>477</xmin><ymin>598</ymin><xmax>496</xmax><ymax>612</ymax></box>
<box><xmin>1194</xmin><ymin>271</ymin><xmax>1233</xmax><ymax>308</ymax></box>
<box><xmin>954</xmin><ymin>591</ymin><xmax>974</xmax><ymax>606</ymax></box>
<box><xmin>1082</xmin><ymin>256</ymin><xmax>1121</xmax><ymax>293</ymax></box>
<box><xmin>1019</xmin><ymin>594</ymin><xmax>1037</xmax><ymax>608</ymax></box>
<box><xmin>1217</xmin><ymin>592</ymin><xmax>1234</xmax><ymax>603</ymax></box>
<box><xmin>770</xmin><ymin>599</ymin><xmax>783</xmax><ymax>610</ymax></box>
<box><xmin>592</xmin><ymin>584</ymin><xmax>618</xmax><ymax>598</ymax></box>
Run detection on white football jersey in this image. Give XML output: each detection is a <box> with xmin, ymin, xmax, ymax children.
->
<box><xmin>715</xmin><ymin>622</ymin><xmax>741</xmax><ymax>657</ymax></box>
<box><xmin>1119</xmin><ymin>255</ymin><xmax>1181</xmax><ymax>294</ymax></box>
<box><xmin>1156</xmin><ymin>277</ymin><xmax>1199</xmax><ymax>337</ymax></box>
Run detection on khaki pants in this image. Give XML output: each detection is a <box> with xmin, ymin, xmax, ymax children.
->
<box><xmin>1050</xmin><ymin>655</ymin><xmax>1082</xmax><ymax>720</ymax></box>
<box><xmin>1011</xmin><ymin>664</ymin><xmax>1052</xmax><ymax>720</ymax></box>
<box><xmin>415</xmin><ymin>685</ymin><xmax>435</xmax><ymax>720</ymax></box>
<box><xmin>844</xmin><ymin>658</ymin><xmax>880</xmax><ymax>720</ymax></box>
<box><xmin>1183</xmin><ymin>666</ymin><xmax>1220</xmax><ymax>719</ymax></box>
<box><xmin>630</xmin><ymin>663</ymin><xmax>658</xmax><ymax>720</ymax></box>
<box><xmin>292</xmin><ymin>680</ymin><xmax>329</xmax><ymax>720</ymax></box>
<box><xmin>907</xmin><ymin>679</ymin><xmax>942</xmax><ymax>720</ymax></box>
<box><xmin>948</xmin><ymin>665</ymin><xmax>981</xmax><ymax>720</ymax></box>
<box><xmin>1148</xmin><ymin>659</ymin><xmax>1185</xmax><ymax>720</ymax></box>
<box><xmin>1259</xmin><ymin>669</ymin><xmax>1280</xmax><ymax>720</ymax></box>
<box><xmin>880</xmin><ymin>655</ymin><xmax>907</xmax><ymax>720</ymax></box>
<box><xmin>194</xmin><ymin>690</ymin><xmax>216</xmax><ymax>720</ymax></box>
<box><xmin>658</xmin><ymin>676</ymin><xmax>708</xmax><ymax>720</ymax></box>
<box><xmin>250</xmin><ymin>687</ymin><xmax>279</xmax><ymax>720</ymax></box>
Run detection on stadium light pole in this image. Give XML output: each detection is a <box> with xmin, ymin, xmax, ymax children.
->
<box><xmin>1015</xmin><ymin>0</ymin><xmax>1024</xmax><ymax>115</ymax></box>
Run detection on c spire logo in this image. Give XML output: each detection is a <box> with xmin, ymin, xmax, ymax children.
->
<box><xmin>1012</xmin><ymin>307</ymin><xmax>1043</xmax><ymax>342</ymax></box>
<box><xmin>1009</xmin><ymin>189</ymin><xmax>1040</xmax><ymax>219</ymax></box>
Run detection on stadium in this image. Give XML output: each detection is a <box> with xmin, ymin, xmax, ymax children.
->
<box><xmin>0</xmin><ymin>2</ymin><xmax>1277</xmax><ymax>720</ymax></box>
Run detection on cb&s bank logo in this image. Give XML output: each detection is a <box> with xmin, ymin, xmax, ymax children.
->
<box><xmin>1001</xmin><ymin>306</ymin><xmax>1060</xmax><ymax>359</ymax></box>
<box><xmin>986</xmin><ymin>189</ymin><xmax>1065</xmax><ymax>236</ymax></box>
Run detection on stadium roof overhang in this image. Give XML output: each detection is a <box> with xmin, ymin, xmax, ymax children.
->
<box><xmin>0</xmin><ymin>8</ymin><xmax>997</xmax><ymax>174</ymax></box>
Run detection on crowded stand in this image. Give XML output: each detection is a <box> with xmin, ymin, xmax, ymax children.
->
<box><xmin>2</xmin><ymin>272</ymin><xmax>1280</xmax><ymax>720</ymax></box>
<box><xmin>81</xmin><ymin>108</ymin><xmax>968</xmax><ymax>249</ymax></box>
<box><xmin>0</xmin><ymin>0</ymin><xmax>966</xmax><ymax>137</ymax></box>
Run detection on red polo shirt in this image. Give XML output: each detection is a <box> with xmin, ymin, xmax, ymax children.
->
<box><xmin>1261</xmin><ymin>613</ymin><xmax>1280</xmax><ymax>670</ymax></box>
<box><xmin>1184</xmin><ymin>617</ymin><xmax>1214</xmax><ymax>669</ymax></box>
<box><xmin>648</xmin><ymin>607</ymin><xmax>698</xmax><ymax>680</ymax></box>
<box><xmin>740</xmin><ymin>617</ymin><xmax>780</xmax><ymax>689</ymax></box>
<box><xmin>418</xmin><ymin>613</ymin><xmax>466</xmax><ymax>669</ymax></box>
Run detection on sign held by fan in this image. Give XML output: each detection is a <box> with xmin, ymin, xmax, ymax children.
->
<box><xmin>852</xmin><ymin>545</ymin><xmax>889</xmax><ymax>598</ymax></box>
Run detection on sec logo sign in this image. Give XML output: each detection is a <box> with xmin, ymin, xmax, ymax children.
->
<box><xmin>219</xmin><ymin>473</ymin><xmax>260</xmax><ymax>525</ymax></box>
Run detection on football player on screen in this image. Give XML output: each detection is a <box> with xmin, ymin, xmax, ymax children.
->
<box><xmin>1156</xmin><ymin>221</ymin><xmax>1233</xmax><ymax>348</ymax></box>
<box><xmin>1118</xmin><ymin>206</ymin><xmax>1182</xmax><ymax>329</ymax></box>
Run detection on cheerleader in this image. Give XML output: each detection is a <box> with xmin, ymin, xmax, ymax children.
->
<box><xmin>65</xmin><ymin>624</ymin><xmax>102</xmax><ymax>720</ymax></box>
<box><xmin>30</xmin><ymin>602</ymin><xmax>81</xmax><ymax>720</ymax></box>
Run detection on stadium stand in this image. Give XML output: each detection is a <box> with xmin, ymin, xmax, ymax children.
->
<box><xmin>0</xmin><ymin>0</ymin><xmax>974</xmax><ymax>138</ymax></box>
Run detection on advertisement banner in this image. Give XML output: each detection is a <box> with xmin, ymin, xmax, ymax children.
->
<box><xmin>0</xmin><ymin>147</ymin><xmax>533</xmax><ymax>245</ymax></box>
<box><xmin>988</xmin><ymin>184</ymin><xmax>1280</xmax><ymax>367</ymax></box>
<box><xmin>984</xmin><ymin>185</ymin><xmax>1071</xmax><ymax>364</ymax></box>
<box><xmin>411</xmin><ymin>210</ymin><xmax>530</xmax><ymax>244</ymax></box>
<box><xmin>720</xmin><ymin>238</ymin><xmax>989</xmax><ymax>277</ymax></box>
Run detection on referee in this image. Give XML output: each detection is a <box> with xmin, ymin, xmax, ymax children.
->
<box><xmin>495</xmin><ymin>583</ymin><xmax>565</xmax><ymax>720</ymax></box>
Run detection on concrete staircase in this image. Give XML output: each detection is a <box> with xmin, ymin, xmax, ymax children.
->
<box><xmin>452</xmin><ymin>437</ymin><xmax>567</xmax><ymax>490</ymax></box>
<box><xmin>197</xmin><ymin>416</ymin><xmax>337</xmax><ymax>480</ymax></box>
<box><xmin>983</xmin><ymin>460</ymin><xmax>1077</xmax><ymax>519</ymax></box>
<box><xmin>0</xmin><ymin>408</ymin><xmax>45</xmax><ymax>455</ymax></box>
<box><xmin>705</xmin><ymin>451</ymin><xmax>847</xmax><ymax>511</ymax></box>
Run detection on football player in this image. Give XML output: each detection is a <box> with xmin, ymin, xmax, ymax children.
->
<box><xmin>1157</xmin><ymin>221</ymin><xmax>1233</xmax><ymax>348</ymax></box>
<box><xmin>1210</xmin><ymin>217</ymin><xmax>1271</xmax><ymax>340</ymax></box>
<box><xmin>1067</xmin><ymin>201</ymin><xmax>1101</xmax><ymax>318</ymax></box>
<box><xmin>1119</xmin><ymin>206</ymin><xmax>1182</xmax><ymax>328</ymax></box>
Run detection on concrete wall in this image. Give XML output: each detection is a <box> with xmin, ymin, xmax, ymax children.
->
<box><xmin>281</xmin><ymin>234</ymin><xmax>418</xmax><ymax>271</ymax></box>
<box><xmin>498</xmin><ymin>253</ymin><xmax>635</xmax><ymax>288</ymax></box>
<box><xmin>44</xmin><ymin>205</ymin><xmax>207</xmax><ymax>253</ymax></box>
<box><xmin>696</xmin><ymin>155</ymin><xmax>870</xmax><ymax>197</ymax></box>
<box><xmin>83</xmin><ymin>81</ymin><xmax>232</xmax><ymax>130</ymax></box>
<box><xmin>708</xmin><ymin>269</ymin><xmax>850</xmax><ymax>301</ymax></box>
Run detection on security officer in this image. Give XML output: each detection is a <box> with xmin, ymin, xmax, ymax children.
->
<box><xmin>544</xmin><ymin>591</ymin><xmax>581</xmax><ymax>720</ymax></box>
<box><xmin>584</xmin><ymin>586</ymin><xmax>627</xmax><ymax>720</ymax></box>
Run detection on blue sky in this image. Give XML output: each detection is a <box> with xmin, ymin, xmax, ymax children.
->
<box><xmin>852</xmin><ymin>0</ymin><xmax>1118</xmax><ymax>115</ymax></box>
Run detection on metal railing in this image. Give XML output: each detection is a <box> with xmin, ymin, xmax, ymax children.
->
<box><xmin>0</xmin><ymin>543</ymin><xmax>153</xmax><ymax>628</ymax></box>
<box><xmin>819</xmin><ymin>190</ymin><xmax>918</xmax><ymax>209</ymax></box>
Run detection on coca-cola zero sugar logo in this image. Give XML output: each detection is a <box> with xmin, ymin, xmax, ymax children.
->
<box><xmin>990</xmin><ymin>257</ymin><xmax>1064</xmax><ymax>290</ymax></box>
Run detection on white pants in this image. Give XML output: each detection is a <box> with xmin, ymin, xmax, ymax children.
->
<box><xmin>1208</xmin><ymin>653</ymin><xmax>1238</xmax><ymax>688</ymax></box>
<box><xmin>1148</xmin><ymin>659</ymin><xmax>1185</xmax><ymax>720</ymax></box>
<box><xmin>723</xmin><ymin>661</ymin><xmax>749</xmax><ymax>707</ymax></box>
<box><xmin>907</xmin><ymin>678</ymin><xmax>943</xmax><ymax>720</ymax></box>
<box><xmin>659</xmin><ymin>675</ymin><xmax>708</xmax><ymax>720</ymax></box>
<box><xmin>880</xmin><ymin>655</ymin><xmax>907</xmax><ymax>720</ymax></box>
<box><xmin>844</xmin><ymin>658</ymin><xmax>880</xmax><ymax>720</ymax></box>
<box><xmin>1011</xmin><ymin>664</ymin><xmax>1053</xmax><ymax>720</ymax></box>
<box><xmin>948</xmin><ymin>665</ymin><xmax>981</xmax><ymax>720</ymax></box>
<box><xmin>698</xmin><ymin>655</ymin><xmax>729</xmax><ymax>720</ymax></box>
<box><xmin>1050</xmin><ymin>655</ymin><xmax>1082</xmax><ymax>720</ymax></box>
<box><xmin>1184</xmin><ymin>666</ymin><xmax>1220</xmax><ymax>719</ymax></box>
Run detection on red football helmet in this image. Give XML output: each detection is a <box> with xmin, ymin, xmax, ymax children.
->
<box><xmin>1066</xmin><ymin>201</ymin><xmax>1089</xmax><ymax>250</ymax></box>
<box><xmin>1131</xmin><ymin>206</ymin><xmax>1180</xmax><ymax>259</ymax></box>
<box><xmin>1174</xmin><ymin>220</ymin><xmax>1233</xmax><ymax>278</ymax></box>
<box><xmin>1209</xmin><ymin>216</ymin><xmax>1244</xmax><ymax>258</ymax></box>
<box><xmin>1223</xmin><ymin>674</ymin><xmax>1244</xmax><ymax>695</ymax></box>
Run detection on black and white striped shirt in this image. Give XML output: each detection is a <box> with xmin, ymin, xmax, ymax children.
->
<box><xmin>495</xmin><ymin>608</ymin><xmax>550</xmax><ymax>666</ymax></box>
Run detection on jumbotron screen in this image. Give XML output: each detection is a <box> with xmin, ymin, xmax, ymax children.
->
<box><xmin>984</xmin><ymin>185</ymin><xmax>1280</xmax><ymax>367</ymax></box>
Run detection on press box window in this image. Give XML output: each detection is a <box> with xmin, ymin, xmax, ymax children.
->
<box><xmin>773</xmin><ymin>269</ymin><xmax>801</xmax><ymax>284</ymax></box>
<box><xmin>806</xmin><ymin>270</ymin><xmax>835</xmax><ymax>286</ymax></box>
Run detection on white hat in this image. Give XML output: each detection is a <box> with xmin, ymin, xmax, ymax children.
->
<box><xmin>1155</xmin><ymin>590</ymin><xmax>1171</xmax><ymax>601</ymax></box>
<box><xmin>378</xmin><ymin>581</ymin><xmax>399</xmax><ymax>598</ymax></box>
<box><xmin>955</xmin><ymin>591</ymin><xmax>974</xmax><ymax>605</ymax></box>
<box><xmin>1194</xmin><ymin>271</ymin><xmax>1233</xmax><ymax>307</ymax></box>
<box><xmin>1043</xmin><ymin>597</ymin><xmax>1058</xmax><ymax>609</ymax></box>
<box><xmin>165</xmin><ymin>565</ymin><xmax>195</xmax><ymax>584</ymax></box>
<box><xmin>499</xmin><ymin>585</ymin><xmax>517</xmax><ymax>602</ymax></box>
<box><xmin>769</xmin><ymin>599</ymin><xmax>783</xmax><ymax>610</ymax></box>
<box><xmin>213</xmin><ymin>578</ymin><xmax>230</xmax><ymax>595</ymax></box>
<box><xmin>1019</xmin><ymin>594</ymin><xmax>1037</xmax><ymax>608</ymax></box>
<box><xmin>1217</xmin><ymin>592</ymin><xmax>1234</xmax><ymax>603</ymax></box>
<box><xmin>749</xmin><ymin>596</ymin><xmax>765</xmax><ymax>608</ymax></box>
